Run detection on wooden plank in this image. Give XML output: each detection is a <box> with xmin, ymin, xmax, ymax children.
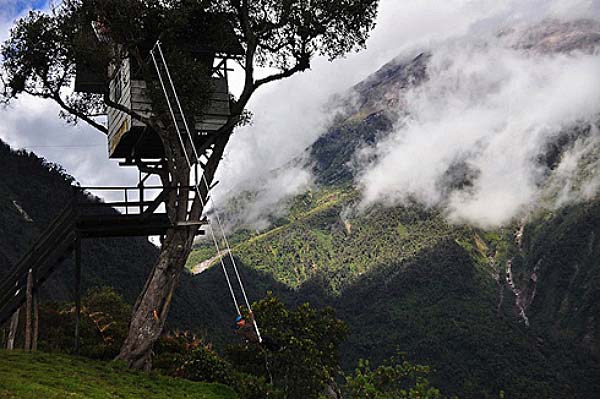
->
<box><xmin>196</xmin><ymin>122</ymin><xmax>226</xmax><ymax>131</ymax></box>
<box><xmin>74</xmin><ymin>236</ymin><xmax>81</xmax><ymax>355</ymax></box>
<box><xmin>131</xmin><ymin>102</ymin><xmax>153</xmax><ymax>112</ymax></box>
<box><xmin>6</xmin><ymin>308</ymin><xmax>19</xmax><ymax>350</ymax></box>
<box><xmin>131</xmin><ymin>80</ymin><xmax>147</xmax><ymax>89</ymax></box>
<box><xmin>32</xmin><ymin>292</ymin><xmax>38</xmax><ymax>351</ymax></box>
<box><xmin>131</xmin><ymin>92</ymin><xmax>153</xmax><ymax>105</ymax></box>
<box><xmin>24</xmin><ymin>269</ymin><xmax>33</xmax><ymax>350</ymax></box>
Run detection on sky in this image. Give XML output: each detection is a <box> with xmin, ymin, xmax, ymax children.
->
<box><xmin>0</xmin><ymin>0</ymin><xmax>599</xmax><ymax>229</ymax></box>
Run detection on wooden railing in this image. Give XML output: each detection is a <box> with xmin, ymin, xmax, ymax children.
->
<box><xmin>0</xmin><ymin>184</ymin><xmax>205</xmax><ymax>326</ymax></box>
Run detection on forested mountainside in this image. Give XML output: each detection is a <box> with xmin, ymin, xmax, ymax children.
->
<box><xmin>186</xmin><ymin>19</ymin><xmax>600</xmax><ymax>398</ymax></box>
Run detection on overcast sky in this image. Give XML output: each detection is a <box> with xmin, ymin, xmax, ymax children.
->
<box><xmin>1</xmin><ymin>0</ymin><xmax>599</xmax><ymax>224</ymax></box>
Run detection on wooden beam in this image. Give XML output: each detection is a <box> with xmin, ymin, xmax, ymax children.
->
<box><xmin>32</xmin><ymin>291</ymin><xmax>39</xmax><ymax>351</ymax></box>
<box><xmin>24</xmin><ymin>269</ymin><xmax>33</xmax><ymax>351</ymax></box>
<box><xmin>6</xmin><ymin>308</ymin><xmax>20</xmax><ymax>350</ymax></box>
<box><xmin>74</xmin><ymin>236</ymin><xmax>82</xmax><ymax>355</ymax></box>
<box><xmin>142</xmin><ymin>190</ymin><xmax>168</xmax><ymax>216</ymax></box>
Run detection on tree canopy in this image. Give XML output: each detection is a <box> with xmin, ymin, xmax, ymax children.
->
<box><xmin>1</xmin><ymin>0</ymin><xmax>379</xmax><ymax>134</ymax></box>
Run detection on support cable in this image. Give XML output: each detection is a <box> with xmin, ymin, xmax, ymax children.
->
<box><xmin>154</xmin><ymin>42</ymin><xmax>262</xmax><ymax>343</ymax></box>
<box><xmin>150</xmin><ymin>45</ymin><xmax>241</xmax><ymax>317</ymax></box>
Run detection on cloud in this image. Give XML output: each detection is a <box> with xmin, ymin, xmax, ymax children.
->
<box><xmin>0</xmin><ymin>96</ymin><xmax>138</xmax><ymax>191</ymax></box>
<box><xmin>1</xmin><ymin>0</ymin><xmax>599</xmax><ymax>228</ymax></box>
<box><xmin>357</xmin><ymin>26</ymin><xmax>600</xmax><ymax>228</ymax></box>
<box><xmin>213</xmin><ymin>0</ymin><xmax>600</xmax><ymax>228</ymax></box>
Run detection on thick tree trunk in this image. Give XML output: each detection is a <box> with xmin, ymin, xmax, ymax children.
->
<box><xmin>116</xmin><ymin>226</ymin><xmax>197</xmax><ymax>370</ymax></box>
<box><xmin>116</xmin><ymin>126</ymin><xmax>230</xmax><ymax>370</ymax></box>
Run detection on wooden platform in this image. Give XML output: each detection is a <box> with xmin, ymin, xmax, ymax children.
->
<box><xmin>0</xmin><ymin>187</ymin><xmax>205</xmax><ymax>326</ymax></box>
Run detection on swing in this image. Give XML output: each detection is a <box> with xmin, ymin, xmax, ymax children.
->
<box><xmin>150</xmin><ymin>41</ymin><xmax>262</xmax><ymax>343</ymax></box>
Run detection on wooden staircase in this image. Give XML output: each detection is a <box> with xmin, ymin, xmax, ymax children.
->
<box><xmin>0</xmin><ymin>204</ymin><xmax>77</xmax><ymax>325</ymax></box>
<box><xmin>0</xmin><ymin>185</ymin><xmax>204</xmax><ymax>326</ymax></box>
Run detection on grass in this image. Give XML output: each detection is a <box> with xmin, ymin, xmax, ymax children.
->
<box><xmin>0</xmin><ymin>351</ymin><xmax>237</xmax><ymax>399</ymax></box>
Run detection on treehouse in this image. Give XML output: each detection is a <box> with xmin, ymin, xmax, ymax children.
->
<box><xmin>74</xmin><ymin>14</ymin><xmax>244</xmax><ymax>161</ymax></box>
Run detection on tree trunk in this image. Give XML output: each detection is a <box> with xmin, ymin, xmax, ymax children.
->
<box><xmin>116</xmin><ymin>127</ymin><xmax>230</xmax><ymax>370</ymax></box>
<box><xmin>116</xmin><ymin>226</ymin><xmax>197</xmax><ymax>370</ymax></box>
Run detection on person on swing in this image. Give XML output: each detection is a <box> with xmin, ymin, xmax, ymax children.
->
<box><xmin>234</xmin><ymin>312</ymin><xmax>281</xmax><ymax>351</ymax></box>
<box><xmin>234</xmin><ymin>311</ymin><xmax>260</xmax><ymax>343</ymax></box>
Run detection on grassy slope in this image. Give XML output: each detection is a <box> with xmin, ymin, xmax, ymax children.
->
<box><xmin>0</xmin><ymin>351</ymin><xmax>236</xmax><ymax>399</ymax></box>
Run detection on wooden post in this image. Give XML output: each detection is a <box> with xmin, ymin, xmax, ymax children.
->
<box><xmin>74</xmin><ymin>235</ymin><xmax>82</xmax><ymax>355</ymax></box>
<box><xmin>6</xmin><ymin>308</ymin><xmax>20</xmax><ymax>350</ymax></box>
<box><xmin>32</xmin><ymin>291</ymin><xmax>39</xmax><ymax>351</ymax></box>
<box><xmin>25</xmin><ymin>269</ymin><xmax>33</xmax><ymax>350</ymax></box>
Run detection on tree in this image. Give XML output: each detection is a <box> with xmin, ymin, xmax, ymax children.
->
<box><xmin>343</xmin><ymin>353</ymin><xmax>454</xmax><ymax>399</ymax></box>
<box><xmin>0</xmin><ymin>0</ymin><xmax>379</xmax><ymax>370</ymax></box>
<box><xmin>225</xmin><ymin>294</ymin><xmax>348</xmax><ymax>398</ymax></box>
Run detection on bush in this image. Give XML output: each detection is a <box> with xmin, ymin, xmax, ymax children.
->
<box><xmin>38</xmin><ymin>287</ymin><xmax>130</xmax><ymax>360</ymax></box>
<box><xmin>343</xmin><ymin>353</ymin><xmax>452</xmax><ymax>399</ymax></box>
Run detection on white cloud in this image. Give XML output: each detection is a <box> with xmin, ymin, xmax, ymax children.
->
<box><xmin>1</xmin><ymin>0</ymin><xmax>600</xmax><ymax>227</ymax></box>
<box><xmin>357</xmin><ymin>33</ymin><xmax>600</xmax><ymax>228</ymax></box>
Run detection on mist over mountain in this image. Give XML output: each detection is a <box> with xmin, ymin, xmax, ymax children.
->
<box><xmin>184</xmin><ymin>17</ymin><xmax>600</xmax><ymax>399</ymax></box>
<box><xmin>224</xmin><ymin>19</ymin><xmax>600</xmax><ymax>231</ymax></box>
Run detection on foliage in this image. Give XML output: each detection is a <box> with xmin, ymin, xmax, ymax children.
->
<box><xmin>37</xmin><ymin>287</ymin><xmax>131</xmax><ymax>360</ymax></box>
<box><xmin>343</xmin><ymin>354</ymin><xmax>451</xmax><ymax>399</ymax></box>
<box><xmin>0</xmin><ymin>350</ymin><xmax>236</xmax><ymax>399</ymax></box>
<box><xmin>192</xmin><ymin>187</ymin><xmax>472</xmax><ymax>292</ymax></box>
<box><xmin>154</xmin><ymin>332</ymin><xmax>234</xmax><ymax>385</ymax></box>
<box><xmin>189</xmin><ymin>185</ymin><xmax>600</xmax><ymax>399</ymax></box>
<box><xmin>1</xmin><ymin>0</ymin><xmax>379</xmax><ymax>133</ymax></box>
<box><xmin>153</xmin><ymin>331</ymin><xmax>278</xmax><ymax>399</ymax></box>
<box><xmin>225</xmin><ymin>294</ymin><xmax>347</xmax><ymax>399</ymax></box>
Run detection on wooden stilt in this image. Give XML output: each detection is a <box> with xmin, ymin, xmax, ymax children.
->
<box><xmin>25</xmin><ymin>269</ymin><xmax>33</xmax><ymax>350</ymax></box>
<box><xmin>7</xmin><ymin>308</ymin><xmax>20</xmax><ymax>350</ymax></box>
<box><xmin>32</xmin><ymin>291</ymin><xmax>39</xmax><ymax>351</ymax></box>
<box><xmin>74</xmin><ymin>235</ymin><xmax>82</xmax><ymax>355</ymax></box>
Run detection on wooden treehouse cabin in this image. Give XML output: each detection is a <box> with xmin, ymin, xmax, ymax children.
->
<box><xmin>74</xmin><ymin>13</ymin><xmax>244</xmax><ymax>162</ymax></box>
<box><xmin>1</xmin><ymin>14</ymin><xmax>245</xmax><ymax>351</ymax></box>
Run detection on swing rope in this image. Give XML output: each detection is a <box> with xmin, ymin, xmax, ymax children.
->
<box><xmin>151</xmin><ymin>41</ymin><xmax>262</xmax><ymax>342</ymax></box>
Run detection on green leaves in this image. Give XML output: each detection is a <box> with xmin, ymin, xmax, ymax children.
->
<box><xmin>344</xmin><ymin>353</ymin><xmax>448</xmax><ymax>399</ymax></box>
<box><xmin>226</xmin><ymin>294</ymin><xmax>348</xmax><ymax>398</ymax></box>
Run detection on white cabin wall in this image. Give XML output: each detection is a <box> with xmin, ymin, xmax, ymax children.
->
<box><xmin>108</xmin><ymin>59</ymin><xmax>133</xmax><ymax>155</ymax></box>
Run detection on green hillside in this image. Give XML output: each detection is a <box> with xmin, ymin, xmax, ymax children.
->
<box><xmin>188</xmin><ymin>186</ymin><xmax>600</xmax><ymax>398</ymax></box>
<box><xmin>184</xmin><ymin>27</ymin><xmax>600</xmax><ymax>396</ymax></box>
<box><xmin>0</xmin><ymin>351</ymin><xmax>236</xmax><ymax>399</ymax></box>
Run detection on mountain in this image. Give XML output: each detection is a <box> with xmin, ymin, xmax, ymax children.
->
<box><xmin>187</xmin><ymin>19</ymin><xmax>600</xmax><ymax>399</ymax></box>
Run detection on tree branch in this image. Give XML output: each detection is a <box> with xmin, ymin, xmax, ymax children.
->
<box><xmin>254</xmin><ymin>61</ymin><xmax>310</xmax><ymax>89</ymax></box>
<box><xmin>50</xmin><ymin>92</ymin><xmax>109</xmax><ymax>134</ymax></box>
